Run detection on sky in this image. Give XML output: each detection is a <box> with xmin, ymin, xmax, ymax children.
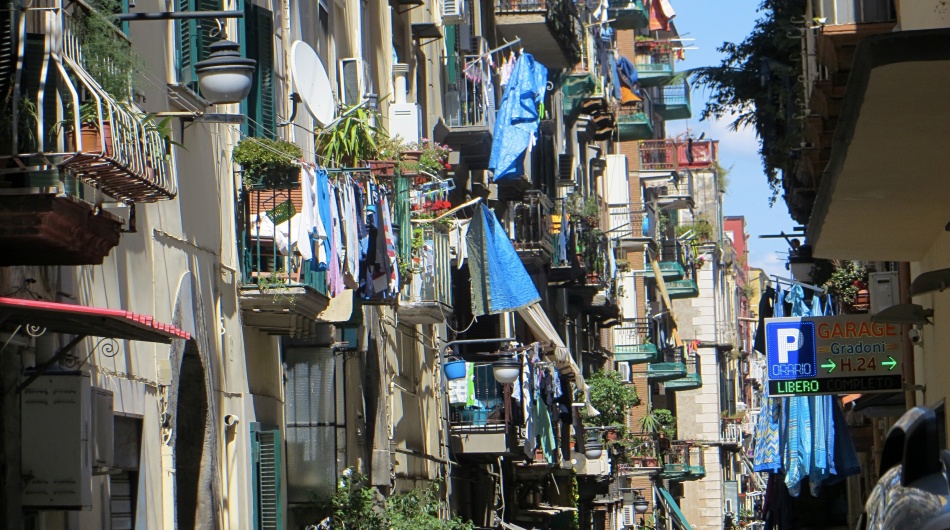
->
<box><xmin>663</xmin><ymin>0</ymin><xmax>798</xmax><ymax>279</ymax></box>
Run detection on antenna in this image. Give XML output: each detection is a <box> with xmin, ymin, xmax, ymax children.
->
<box><xmin>289</xmin><ymin>40</ymin><xmax>336</xmax><ymax>128</ymax></box>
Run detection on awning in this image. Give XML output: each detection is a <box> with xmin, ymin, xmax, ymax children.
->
<box><xmin>656</xmin><ymin>486</ymin><xmax>693</xmax><ymax>530</ymax></box>
<box><xmin>0</xmin><ymin>296</ymin><xmax>191</xmax><ymax>344</ymax></box>
<box><xmin>517</xmin><ymin>303</ymin><xmax>597</xmax><ymax>416</ymax></box>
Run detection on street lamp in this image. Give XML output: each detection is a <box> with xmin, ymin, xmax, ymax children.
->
<box><xmin>195</xmin><ymin>39</ymin><xmax>256</xmax><ymax>104</ymax></box>
<box><xmin>492</xmin><ymin>357</ymin><xmax>521</xmax><ymax>384</ymax></box>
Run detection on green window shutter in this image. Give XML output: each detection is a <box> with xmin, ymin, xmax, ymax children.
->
<box><xmin>252</xmin><ymin>426</ymin><xmax>283</xmax><ymax>530</ymax></box>
<box><xmin>176</xmin><ymin>0</ymin><xmax>222</xmax><ymax>92</ymax></box>
<box><xmin>245</xmin><ymin>4</ymin><xmax>275</xmax><ymax>138</ymax></box>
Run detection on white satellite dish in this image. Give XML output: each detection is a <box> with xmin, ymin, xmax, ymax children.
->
<box><xmin>290</xmin><ymin>40</ymin><xmax>336</xmax><ymax>128</ymax></box>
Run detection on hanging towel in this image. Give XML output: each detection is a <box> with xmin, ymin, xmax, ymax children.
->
<box><xmin>327</xmin><ymin>184</ymin><xmax>345</xmax><ymax>297</ymax></box>
<box><xmin>807</xmin><ymin>395</ymin><xmax>836</xmax><ymax>496</ymax></box>
<box><xmin>788</xmin><ymin>284</ymin><xmax>809</xmax><ymax>317</ymax></box>
<box><xmin>754</xmin><ymin>397</ymin><xmax>783</xmax><ymax>472</ymax></box>
<box><xmin>811</xmin><ymin>294</ymin><xmax>824</xmax><ymax>316</ymax></box>
<box><xmin>784</xmin><ymin>395</ymin><xmax>812</xmax><ymax>496</ymax></box>
<box><xmin>648</xmin><ymin>0</ymin><xmax>675</xmax><ymax>31</ymax></box>
<box><xmin>312</xmin><ymin>169</ymin><xmax>332</xmax><ymax>271</ymax></box>
<box><xmin>774</xmin><ymin>288</ymin><xmax>786</xmax><ymax>317</ymax></box>
<box><xmin>296</xmin><ymin>167</ymin><xmax>316</xmax><ymax>261</ymax></box>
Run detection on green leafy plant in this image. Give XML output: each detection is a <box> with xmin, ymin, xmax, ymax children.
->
<box><xmin>0</xmin><ymin>94</ymin><xmax>39</xmax><ymax>154</ymax></box>
<box><xmin>583</xmin><ymin>370</ymin><xmax>640</xmax><ymax>430</ymax></box>
<box><xmin>822</xmin><ymin>260</ymin><xmax>868</xmax><ymax>306</ymax></box>
<box><xmin>315</xmin><ymin>105</ymin><xmax>383</xmax><ymax>166</ymax></box>
<box><xmin>318</xmin><ymin>470</ymin><xmax>386</xmax><ymax>530</ymax></box>
<box><xmin>565</xmin><ymin>193</ymin><xmax>601</xmax><ymax>227</ymax></box>
<box><xmin>140</xmin><ymin>113</ymin><xmax>186</xmax><ymax>155</ymax></box>
<box><xmin>401</xmin><ymin>138</ymin><xmax>452</xmax><ymax>175</ymax></box>
<box><xmin>232</xmin><ymin>137</ymin><xmax>303</xmax><ymax>188</ymax></box>
<box><xmin>639</xmin><ymin>408</ymin><xmax>676</xmax><ymax>439</ymax></box>
<box><xmin>676</xmin><ymin>218</ymin><xmax>714</xmax><ymax>242</ymax></box>
<box><xmin>75</xmin><ymin>0</ymin><xmax>142</xmax><ymax>102</ymax></box>
<box><xmin>387</xmin><ymin>482</ymin><xmax>473</xmax><ymax>530</ymax></box>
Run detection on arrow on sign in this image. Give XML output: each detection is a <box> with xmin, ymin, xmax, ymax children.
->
<box><xmin>882</xmin><ymin>356</ymin><xmax>897</xmax><ymax>371</ymax></box>
<box><xmin>821</xmin><ymin>359</ymin><xmax>836</xmax><ymax>373</ymax></box>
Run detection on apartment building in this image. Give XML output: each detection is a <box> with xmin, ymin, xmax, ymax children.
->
<box><xmin>0</xmin><ymin>0</ymin><xmax>757</xmax><ymax>528</ymax></box>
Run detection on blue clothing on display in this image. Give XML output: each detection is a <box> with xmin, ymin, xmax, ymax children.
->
<box><xmin>489</xmin><ymin>53</ymin><xmax>548</xmax><ymax>182</ymax></box>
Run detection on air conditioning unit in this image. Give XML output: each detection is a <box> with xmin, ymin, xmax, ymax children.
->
<box><xmin>442</xmin><ymin>0</ymin><xmax>465</xmax><ymax>24</ymax></box>
<box><xmin>21</xmin><ymin>374</ymin><xmax>114</xmax><ymax>509</ymax></box>
<box><xmin>617</xmin><ymin>361</ymin><xmax>631</xmax><ymax>383</ymax></box>
<box><xmin>622</xmin><ymin>505</ymin><xmax>636</xmax><ymax>527</ymax></box>
<box><xmin>869</xmin><ymin>271</ymin><xmax>900</xmax><ymax>315</ymax></box>
<box><xmin>339</xmin><ymin>58</ymin><xmax>377</xmax><ymax>108</ymax></box>
<box><xmin>557</xmin><ymin>154</ymin><xmax>575</xmax><ymax>186</ymax></box>
<box><xmin>389</xmin><ymin>103</ymin><xmax>422</xmax><ymax>144</ymax></box>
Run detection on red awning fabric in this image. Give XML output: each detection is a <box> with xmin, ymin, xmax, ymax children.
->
<box><xmin>0</xmin><ymin>296</ymin><xmax>191</xmax><ymax>344</ymax></box>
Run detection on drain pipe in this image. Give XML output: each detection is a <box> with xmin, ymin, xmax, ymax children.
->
<box><xmin>439</xmin><ymin>338</ymin><xmax>516</xmax><ymax>517</ymax></box>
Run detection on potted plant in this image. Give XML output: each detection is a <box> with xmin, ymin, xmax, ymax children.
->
<box><xmin>0</xmin><ymin>94</ymin><xmax>39</xmax><ymax>156</ymax></box>
<box><xmin>367</xmin><ymin>132</ymin><xmax>404</xmax><ymax>177</ymax></box>
<box><xmin>75</xmin><ymin>0</ymin><xmax>141</xmax><ymax>103</ymax></box>
<box><xmin>233</xmin><ymin>137</ymin><xmax>303</xmax><ymax>189</ymax></box>
<box><xmin>50</xmin><ymin>100</ymin><xmax>113</xmax><ymax>155</ymax></box>
<box><xmin>399</xmin><ymin>138</ymin><xmax>451</xmax><ymax>178</ymax></box>
<box><xmin>315</xmin><ymin>105</ymin><xmax>382</xmax><ymax>167</ymax></box>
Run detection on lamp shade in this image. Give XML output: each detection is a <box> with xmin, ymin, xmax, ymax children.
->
<box><xmin>584</xmin><ymin>442</ymin><xmax>603</xmax><ymax>460</ymax></box>
<box><xmin>633</xmin><ymin>497</ymin><xmax>649</xmax><ymax>513</ymax></box>
<box><xmin>195</xmin><ymin>39</ymin><xmax>256</xmax><ymax>104</ymax></box>
<box><xmin>492</xmin><ymin>358</ymin><xmax>521</xmax><ymax>384</ymax></box>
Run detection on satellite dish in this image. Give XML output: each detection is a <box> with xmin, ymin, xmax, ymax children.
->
<box><xmin>290</xmin><ymin>40</ymin><xmax>335</xmax><ymax>128</ymax></box>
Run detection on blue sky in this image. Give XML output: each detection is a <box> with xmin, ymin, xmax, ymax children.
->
<box><xmin>663</xmin><ymin>0</ymin><xmax>798</xmax><ymax>278</ymax></box>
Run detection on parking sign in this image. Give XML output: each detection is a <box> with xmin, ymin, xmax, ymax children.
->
<box><xmin>766</xmin><ymin>320</ymin><xmax>817</xmax><ymax>380</ymax></box>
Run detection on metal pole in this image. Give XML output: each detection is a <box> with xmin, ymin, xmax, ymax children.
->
<box><xmin>116</xmin><ymin>10</ymin><xmax>245</xmax><ymax>21</ymax></box>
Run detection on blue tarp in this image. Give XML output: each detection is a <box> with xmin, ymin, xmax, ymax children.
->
<box><xmin>489</xmin><ymin>53</ymin><xmax>548</xmax><ymax>182</ymax></box>
<box><xmin>617</xmin><ymin>56</ymin><xmax>639</xmax><ymax>88</ymax></box>
<box><xmin>467</xmin><ymin>204</ymin><xmax>540</xmax><ymax>316</ymax></box>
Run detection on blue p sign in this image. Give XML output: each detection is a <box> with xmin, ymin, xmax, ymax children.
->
<box><xmin>765</xmin><ymin>320</ymin><xmax>817</xmax><ymax>380</ymax></box>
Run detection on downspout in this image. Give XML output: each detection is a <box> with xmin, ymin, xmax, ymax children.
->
<box><xmin>899</xmin><ymin>262</ymin><xmax>917</xmax><ymax>407</ymax></box>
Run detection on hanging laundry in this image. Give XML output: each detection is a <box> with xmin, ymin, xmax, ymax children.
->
<box><xmin>648</xmin><ymin>0</ymin><xmax>675</xmax><ymax>31</ymax></box>
<box><xmin>489</xmin><ymin>52</ymin><xmax>548</xmax><ymax>182</ymax></box>
<box><xmin>296</xmin><ymin>166</ymin><xmax>316</xmax><ymax>261</ymax></box>
<box><xmin>312</xmin><ymin>169</ymin><xmax>332</xmax><ymax>271</ymax></box>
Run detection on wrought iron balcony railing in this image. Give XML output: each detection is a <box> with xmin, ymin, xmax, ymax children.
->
<box><xmin>444</xmin><ymin>38</ymin><xmax>495</xmax><ymax>130</ymax></box>
<box><xmin>1</xmin><ymin>4</ymin><xmax>175</xmax><ymax>202</ymax></box>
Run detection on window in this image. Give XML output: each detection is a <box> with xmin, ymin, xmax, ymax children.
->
<box><xmin>175</xmin><ymin>0</ymin><xmax>222</xmax><ymax>92</ymax></box>
<box><xmin>252</xmin><ymin>425</ymin><xmax>283</xmax><ymax>530</ymax></box>
<box><xmin>244</xmin><ymin>3</ymin><xmax>276</xmax><ymax>138</ymax></box>
<box><xmin>283</xmin><ymin>347</ymin><xmax>337</xmax><ymax>503</ymax></box>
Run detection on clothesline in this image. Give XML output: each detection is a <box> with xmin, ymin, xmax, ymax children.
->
<box><xmin>463</xmin><ymin>37</ymin><xmax>523</xmax><ymax>69</ymax></box>
<box><xmin>771</xmin><ymin>274</ymin><xmax>825</xmax><ymax>294</ymax></box>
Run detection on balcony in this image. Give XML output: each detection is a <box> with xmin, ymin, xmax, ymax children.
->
<box><xmin>648</xmin><ymin>347</ymin><xmax>686</xmax><ymax>381</ymax></box>
<box><xmin>616</xmin><ymin>104</ymin><xmax>654</xmax><ymax>142</ymax></box>
<box><xmin>607</xmin><ymin>205</ymin><xmax>656</xmax><ymax>247</ymax></box>
<box><xmin>634</xmin><ymin>42</ymin><xmax>674</xmax><ymax>86</ymax></box>
<box><xmin>434</xmin><ymin>40</ymin><xmax>495</xmax><ymax>170</ymax></box>
<box><xmin>666</xmin><ymin>278</ymin><xmax>699</xmax><ymax>299</ymax></box>
<box><xmin>721</xmin><ymin>421</ymin><xmax>743</xmax><ymax>447</ymax></box>
<box><xmin>660</xmin><ymin>443</ymin><xmax>705</xmax><ymax>481</ymax></box>
<box><xmin>607</xmin><ymin>0</ymin><xmax>648</xmax><ymax>30</ymax></box>
<box><xmin>494</xmin><ymin>0</ymin><xmax>581</xmax><ymax>70</ymax></box>
<box><xmin>613</xmin><ymin>322</ymin><xmax>659</xmax><ymax>363</ymax></box>
<box><xmin>511</xmin><ymin>190</ymin><xmax>555</xmax><ymax>269</ymax></box>
<box><xmin>238</xmin><ymin>188</ymin><xmax>331</xmax><ymax>338</ymax></box>
<box><xmin>642</xmin><ymin>168</ymin><xmax>694</xmax><ymax>210</ymax></box>
<box><xmin>398</xmin><ymin>224</ymin><xmax>453</xmax><ymax>325</ymax></box>
<box><xmin>449</xmin><ymin>364</ymin><xmax>509</xmax><ymax>455</ymax></box>
<box><xmin>664</xmin><ymin>354</ymin><xmax>701</xmax><ymax>391</ymax></box>
<box><xmin>561</xmin><ymin>74</ymin><xmax>597</xmax><ymax>117</ymax></box>
<box><xmin>0</xmin><ymin>6</ymin><xmax>176</xmax><ymax>265</ymax></box>
<box><xmin>653</xmin><ymin>80</ymin><xmax>691</xmax><ymax>121</ymax></box>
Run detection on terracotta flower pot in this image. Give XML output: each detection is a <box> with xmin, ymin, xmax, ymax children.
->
<box><xmin>66</xmin><ymin>121</ymin><xmax>113</xmax><ymax>156</ymax></box>
<box><xmin>365</xmin><ymin>159</ymin><xmax>396</xmax><ymax>178</ymax></box>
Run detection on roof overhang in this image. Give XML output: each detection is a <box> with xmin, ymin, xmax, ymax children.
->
<box><xmin>0</xmin><ymin>296</ymin><xmax>191</xmax><ymax>343</ymax></box>
<box><xmin>807</xmin><ymin>29</ymin><xmax>950</xmax><ymax>261</ymax></box>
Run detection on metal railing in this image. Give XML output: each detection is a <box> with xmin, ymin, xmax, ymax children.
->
<box><xmin>495</xmin><ymin>0</ymin><xmax>547</xmax><ymax>11</ymax></box>
<box><xmin>664</xmin><ymin>443</ymin><xmax>704</xmax><ymax>470</ymax></box>
<box><xmin>817</xmin><ymin>0</ymin><xmax>895</xmax><ymax>25</ymax></box>
<box><xmin>241</xmin><ymin>189</ymin><xmax>328</xmax><ymax>295</ymax></box>
<box><xmin>444</xmin><ymin>38</ymin><xmax>495</xmax><ymax>130</ymax></box>
<box><xmin>722</xmin><ymin>422</ymin><xmax>743</xmax><ymax>445</ymax></box>
<box><xmin>1</xmin><ymin>4</ymin><xmax>175</xmax><ymax>202</ymax></box>
<box><xmin>404</xmin><ymin>225</ymin><xmax>453</xmax><ymax>307</ymax></box>
<box><xmin>614</xmin><ymin>324</ymin><xmax>649</xmax><ymax>348</ymax></box>
<box><xmin>511</xmin><ymin>190</ymin><xmax>555</xmax><ymax>256</ymax></box>
<box><xmin>633</xmin><ymin>50</ymin><xmax>673</xmax><ymax>73</ymax></box>
<box><xmin>657</xmin><ymin>80</ymin><xmax>690</xmax><ymax>107</ymax></box>
<box><xmin>607</xmin><ymin>204</ymin><xmax>653</xmax><ymax>240</ymax></box>
<box><xmin>639</xmin><ymin>139</ymin><xmax>679</xmax><ymax>171</ymax></box>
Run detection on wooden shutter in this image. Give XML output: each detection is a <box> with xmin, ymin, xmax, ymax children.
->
<box><xmin>176</xmin><ymin>0</ymin><xmax>221</xmax><ymax>91</ymax></box>
<box><xmin>252</xmin><ymin>427</ymin><xmax>283</xmax><ymax>530</ymax></box>
<box><xmin>245</xmin><ymin>4</ymin><xmax>275</xmax><ymax>138</ymax></box>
